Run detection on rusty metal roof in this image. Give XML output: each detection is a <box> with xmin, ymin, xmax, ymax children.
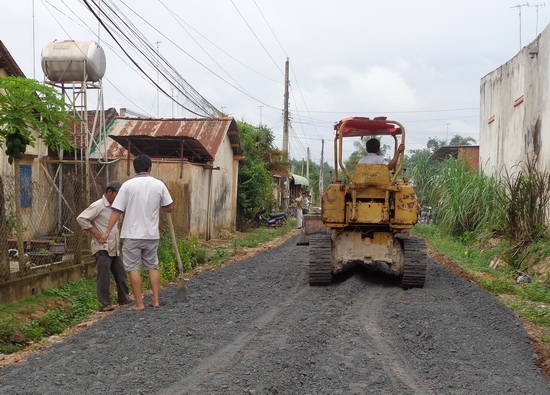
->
<box><xmin>0</xmin><ymin>41</ymin><xmax>25</xmax><ymax>77</ymax></box>
<box><xmin>429</xmin><ymin>145</ymin><xmax>478</xmax><ymax>161</ymax></box>
<box><xmin>105</xmin><ymin>116</ymin><xmax>241</xmax><ymax>163</ymax></box>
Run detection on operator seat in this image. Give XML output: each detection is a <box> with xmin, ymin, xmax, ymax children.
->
<box><xmin>352</xmin><ymin>164</ymin><xmax>390</xmax><ymax>199</ymax></box>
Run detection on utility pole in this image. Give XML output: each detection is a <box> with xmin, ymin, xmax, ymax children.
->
<box><xmin>258</xmin><ymin>105</ymin><xmax>263</xmax><ymax>126</ymax></box>
<box><xmin>282</xmin><ymin>58</ymin><xmax>290</xmax><ymax>210</ymax></box>
<box><xmin>306</xmin><ymin>147</ymin><xmax>310</xmax><ymax>183</ymax></box>
<box><xmin>319</xmin><ymin>140</ymin><xmax>324</xmax><ymax>203</ymax></box>
<box><xmin>530</xmin><ymin>3</ymin><xmax>546</xmax><ymax>35</ymax></box>
<box><xmin>171</xmin><ymin>87</ymin><xmax>174</xmax><ymax>117</ymax></box>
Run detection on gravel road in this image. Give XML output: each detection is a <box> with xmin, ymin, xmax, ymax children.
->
<box><xmin>1</xmin><ymin>234</ymin><xmax>549</xmax><ymax>395</ymax></box>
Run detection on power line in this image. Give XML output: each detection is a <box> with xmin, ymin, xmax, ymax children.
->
<box><xmin>230</xmin><ymin>0</ymin><xmax>284</xmax><ymax>76</ymax></box>
<box><xmin>81</xmin><ymin>0</ymin><xmax>207</xmax><ymax>116</ymax></box>
<box><xmin>158</xmin><ymin>0</ymin><xmax>281</xmax><ymax>84</ymax></box>
<box><xmin>42</xmin><ymin>0</ymin><xmax>154</xmax><ymax>116</ymax></box>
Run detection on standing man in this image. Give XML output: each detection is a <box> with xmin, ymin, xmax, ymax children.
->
<box><xmin>295</xmin><ymin>192</ymin><xmax>304</xmax><ymax>229</ymax></box>
<box><xmin>77</xmin><ymin>181</ymin><xmax>132</xmax><ymax>312</ymax></box>
<box><xmin>302</xmin><ymin>191</ymin><xmax>310</xmax><ymax>215</ymax></box>
<box><xmin>101</xmin><ymin>154</ymin><xmax>174</xmax><ymax>311</ymax></box>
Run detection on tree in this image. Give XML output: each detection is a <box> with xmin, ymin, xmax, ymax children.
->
<box><xmin>344</xmin><ymin>140</ymin><xmax>368</xmax><ymax>170</ymax></box>
<box><xmin>236</xmin><ymin>122</ymin><xmax>287</xmax><ymax>229</ymax></box>
<box><xmin>449</xmin><ymin>135</ymin><xmax>476</xmax><ymax>146</ymax></box>
<box><xmin>0</xmin><ymin>77</ymin><xmax>75</xmax><ymax>271</ymax></box>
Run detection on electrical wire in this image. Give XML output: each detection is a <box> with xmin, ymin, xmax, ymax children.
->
<box><xmin>45</xmin><ymin>0</ymin><xmax>155</xmax><ymax>116</ymax></box>
<box><xmin>83</xmin><ymin>0</ymin><xmax>213</xmax><ymax>117</ymax></box>
<box><xmin>158</xmin><ymin>0</ymin><xmax>281</xmax><ymax>84</ymax></box>
<box><xmin>230</xmin><ymin>0</ymin><xmax>284</xmax><ymax>76</ymax></box>
<box><xmin>44</xmin><ymin>0</ymin><xmax>481</xmax><ymax>160</ymax></box>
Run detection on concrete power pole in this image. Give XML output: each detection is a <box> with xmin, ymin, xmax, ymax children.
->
<box><xmin>282</xmin><ymin>58</ymin><xmax>290</xmax><ymax>210</ymax></box>
<box><xmin>319</xmin><ymin>140</ymin><xmax>324</xmax><ymax>202</ymax></box>
<box><xmin>306</xmin><ymin>147</ymin><xmax>310</xmax><ymax>184</ymax></box>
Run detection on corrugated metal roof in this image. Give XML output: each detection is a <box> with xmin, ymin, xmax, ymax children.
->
<box><xmin>104</xmin><ymin>116</ymin><xmax>241</xmax><ymax>163</ymax></box>
<box><xmin>429</xmin><ymin>145</ymin><xmax>478</xmax><ymax>161</ymax></box>
<box><xmin>49</xmin><ymin>108</ymin><xmax>119</xmax><ymax>160</ymax></box>
<box><xmin>292</xmin><ymin>174</ymin><xmax>309</xmax><ymax>186</ymax></box>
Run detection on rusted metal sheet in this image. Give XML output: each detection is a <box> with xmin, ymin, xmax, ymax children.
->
<box><xmin>104</xmin><ymin>116</ymin><xmax>241</xmax><ymax>163</ymax></box>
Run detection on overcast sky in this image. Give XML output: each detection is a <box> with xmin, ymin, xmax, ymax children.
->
<box><xmin>2</xmin><ymin>1</ymin><xmax>549</xmax><ymax>166</ymax></box>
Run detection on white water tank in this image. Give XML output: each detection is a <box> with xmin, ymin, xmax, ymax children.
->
<box><xmin>41</xmin><ymin>40</ymin><xmax>106</xmax><ymax>82</ymax></box>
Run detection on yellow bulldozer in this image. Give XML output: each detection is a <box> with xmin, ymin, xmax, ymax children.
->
<box><xmin>308</xmin><ymin>116</ymin><xmax>427</xmax><ymax>288</ymax></box>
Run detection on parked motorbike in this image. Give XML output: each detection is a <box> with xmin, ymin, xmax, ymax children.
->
<box><xmin>257</xmin><ymin>209</ymin><xmax>288</xmax><ymax>227</ymax></box>
<box><xmin>419</xmin><ymin>206</ymin><xmax>434</xmax><ymax>224</ymax></box>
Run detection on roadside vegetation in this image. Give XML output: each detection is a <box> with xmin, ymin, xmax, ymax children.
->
<box><xmin>0</xmin><ymin>219</ymin><xmax>296</xmax><ymax>356</ymax></box>
<box><xmin>411</xmin><ymin>153</ymin><xmax>550</xmax><ymax>347</ymax></box>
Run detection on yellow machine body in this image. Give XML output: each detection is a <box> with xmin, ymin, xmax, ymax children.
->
<box><xmin>308</xmin><ymin>117</ymin><xmax>426</xmax><ymax>288</ymax></box>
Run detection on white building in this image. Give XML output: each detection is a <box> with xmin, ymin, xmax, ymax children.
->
<box><xmin>480</xmin><ymin>24</ymin><xmax>550</xmax><ymax>176</ymax></box>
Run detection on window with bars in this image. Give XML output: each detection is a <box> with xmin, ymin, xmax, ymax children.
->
<box><xmin>20</xmin><ymin>165</ymin><xmax>32</xmax><ymax>208</ymax></box>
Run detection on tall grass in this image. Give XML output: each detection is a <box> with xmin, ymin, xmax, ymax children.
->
<box><xmin>409</xmin><ymin>151</ymin><xmax>441</xmax><ymax>209</ymax></box>
<box><xmin>413</xmin><ymin>155</ymin><xmax>550</xmax><ymax>272</ymax></box>
<box><xmin>499</xmin><ymin>157</ymin><xmax>550</xmax><ymax>243</ymax></box>
<box><xmin>435</xmin><ymin>158</ymin><xmax>504</xmax><ymax>237</ymax></box>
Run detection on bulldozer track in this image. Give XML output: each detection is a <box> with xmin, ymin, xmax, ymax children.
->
<box><xmin>308</xmin><ymin>233</ymin><xmax>332</xmax><ymax>285</ymax></box>
<box><xmin>400</xmin><ymin>235</ymin><xmax>427</xmax><ymax>289</ymax></box>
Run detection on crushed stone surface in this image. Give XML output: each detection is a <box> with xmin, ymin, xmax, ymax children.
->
<box><xmin>0</xmin><ymin>234</ymin><xmax>549</xmax><ymax>394</ymax></box>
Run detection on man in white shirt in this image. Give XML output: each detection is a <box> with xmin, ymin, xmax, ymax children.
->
<box><xmin>295</xmin><ymin>193</ymin><xmax>304</xmax><ymax>228</ymax></box>
<box><xmin>101</xmin><ymin>155</ymin><xmax>174</xmax><ymax>311</ymax></box>
<box><xmin>358</xmin><ymin>138</ymin><xmax>405</xmax><ymax>170</ymax></box>
<box><xmin>302</xmin><ymin>192</ymin><xmax>310</xmax><ymax>215</ymax></box>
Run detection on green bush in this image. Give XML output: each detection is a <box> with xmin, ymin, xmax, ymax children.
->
<box><xmin>22</xmin><ymin>320</ymin><xmax>44</xmax><ymax>342</ymax></box>
<box><xmin>38</xmin><ymin>308</ymin><xmax>71</xmax><ymax>336</ymax></box>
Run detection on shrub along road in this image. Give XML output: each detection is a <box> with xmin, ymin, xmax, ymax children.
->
<box><xmin>0</xmin><ymin>234</ymin><xmax>549</xmax><ymax>394</ymax></box>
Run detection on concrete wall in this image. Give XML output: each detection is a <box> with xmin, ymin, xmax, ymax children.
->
<box><xmin>0</xmin><ymin>259</ymin><xmax>97</xmax><ymax>305</ymax></box>
<box><xmin>458</xmin><ymin>146</ymin><xmax>480</xmax><ymax>171</ymax></box>
<box><xmin>211</xmin><ymin>135</ymin><xmax>238</xmax><ymax>235</ymax></box>
<box><xmin>1</xmin><ymin>160</ymin><xmax>60</xmax><ymax>241</ymax></box>
<box><xmin>111</xmin><ymin>139</ymin><xmax>238</xmax><ymax>240</ymax></box>
<box><xmin>480</xmin><ymin>24</ymin><xmax>550</xmax><ymax>177</ymax></box>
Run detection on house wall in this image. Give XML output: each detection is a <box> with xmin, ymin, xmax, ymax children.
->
<box><xmin>211</xmin><ymin>135</ymin><xmax>238</xmax><ymax>235</ymax></box>
<box><xmin>1</xmin><ymin>154</ymin><xmax>58</xmax><ymax>241</ymax></box>
<box><xmin>458</xmin><ymin>147</ymin><xmax>479</xmax><ymax>171</ymax></box>
<box><xmin>0</xmin><ymin>58</ymin><xmax>58</xmax><ymax>241</ymax></box>
<box><xmin>110</xmin><ymin>138</ymin><xmax>238</xmax><ymax>240</ymax></box>
<box><xmin>480</xmin><ymin>25</ymin><xmax>550</xmax><ymax>176</ymax></box>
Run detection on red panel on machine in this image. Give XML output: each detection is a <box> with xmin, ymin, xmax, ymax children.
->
<box><xmin>334</xmin><ymin>117</ymin><xmax>401</xmax><ymax>137</ymax></box>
